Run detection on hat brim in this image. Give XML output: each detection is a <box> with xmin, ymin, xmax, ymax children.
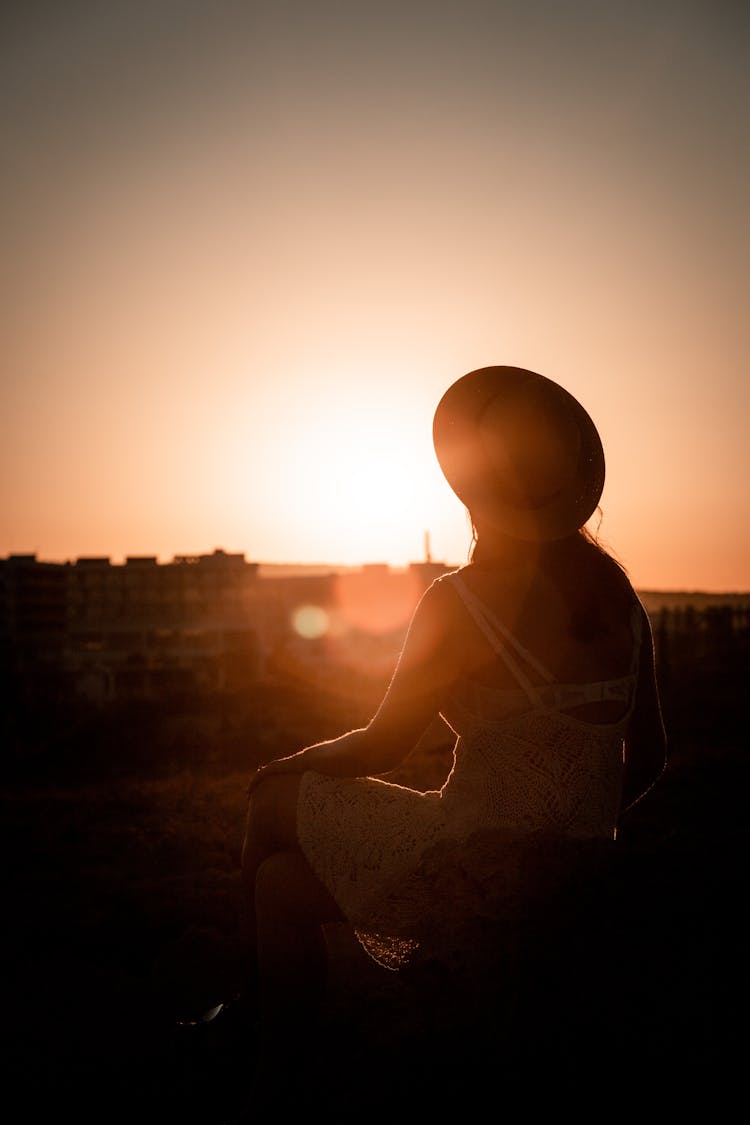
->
<box><xmin>433</xmin><ymin>366</ymin><xmax>605</xmax><ymax>542</ymax></box>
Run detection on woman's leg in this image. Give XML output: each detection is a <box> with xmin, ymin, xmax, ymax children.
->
<box><xmin>239</xmin><ymin>773</ymin><xmax>301</xmax><ymax>996</ymax></box>
<box><xmin>254</xmin><ymin>849</ymin><xmax>343</xmax><ymax>1061</ymax></box>
<box><xmin>240</xmin><ymin>775</ymin><xmax>343</xmax><ymax>1064</ymax></box>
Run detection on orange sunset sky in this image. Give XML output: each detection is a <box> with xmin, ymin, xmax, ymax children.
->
<box><xmin>2</xmin><ymin>1</ymin><xmax>748</xmax><ymax>591</ymax></box>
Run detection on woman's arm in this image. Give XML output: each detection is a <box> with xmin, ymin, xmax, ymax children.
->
<box><xmin>620</xmin><ymin>606</ymin><xmax>668</xmax><ymax>815</ymax></box>
<box><xmin>248</xmin><ymin>578</ymin><xmax>462</xmax><ymax>793</ymax></box>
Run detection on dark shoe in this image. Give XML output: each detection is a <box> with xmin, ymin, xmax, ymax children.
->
<box><xmin>175</xmin><ymin>998</ymin><xmax>234</xmax><ymax>1028</ymax></box>
<box><xmin>175</xmin><ymin>994</ymin><xmax>257</xmax><ymax>1058</ymax></box>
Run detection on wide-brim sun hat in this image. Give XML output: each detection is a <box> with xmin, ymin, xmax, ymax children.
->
<box><xmin>433</xmin><ymin>366</ymin><xmax>605</xmax><ymax>542</ymax></box>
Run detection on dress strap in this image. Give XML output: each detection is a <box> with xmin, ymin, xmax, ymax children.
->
<box><xmin>448</xmin><ymin>574</ymin><xmax>555</xmax><ymax>706</ymax></box>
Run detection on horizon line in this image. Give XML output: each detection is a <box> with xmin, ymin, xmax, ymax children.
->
<box><xmin>1</xmin><ymin>549</ymin><xmax>747</xmax><ymax>597</ymax></box>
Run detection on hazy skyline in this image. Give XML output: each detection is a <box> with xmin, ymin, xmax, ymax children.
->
<box><xmin>2</xmin><ymin>1</ymin><xmax>749</xmax><ymax>590</ymax></box>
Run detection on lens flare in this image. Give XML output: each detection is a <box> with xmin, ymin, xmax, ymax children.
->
<box><xmin>292</xmin><ymin>604</ymin><xmax>330</xmax><ymax>639</ymax></box>
<box><xmin>334</xmin><ymin>567</ymin><xmax>422</xmax><ymax>636</ymax></box>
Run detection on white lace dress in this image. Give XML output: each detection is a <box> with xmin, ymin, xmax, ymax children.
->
<box><xmin>296</xmin><ymin>572</ymin><xmax>642</xmax><ymax>967</ymax></box>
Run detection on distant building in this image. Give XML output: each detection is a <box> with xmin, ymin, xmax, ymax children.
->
<box><xmin>64</xmin><ymin>549</ymin><xmax>261</xmax><ymax>701</ymax></box>
<box><xmin>0</xmin><ymin>554</ymin><xmax>68</xmax><ymax>708</ymax></box>
<box><xmin>1</xmin><ymin>549</ymin><xmax>453</xmax><ymax>708</ymax></box>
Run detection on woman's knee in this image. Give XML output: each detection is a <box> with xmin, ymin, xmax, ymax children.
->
<box><xmin>255</xmin><ymin>847</ymin><xmax>289</xmax><ymax>893</ymax></box>
<box><xmin>242</xmin><ymin>775</ymin><xmax>300</xmax><ymax>866</ymax></box>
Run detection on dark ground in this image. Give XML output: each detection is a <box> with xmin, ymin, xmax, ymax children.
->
<box><xmin>1</xmin><ymin>662</ymin><xmax>747</xmax><ymax>1123</ymax></box>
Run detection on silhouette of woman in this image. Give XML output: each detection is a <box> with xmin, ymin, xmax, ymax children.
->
<box><xmin>236</xmin><ymin>366</ymin><xmax>667</xmax><ymax>1094</ymax></box>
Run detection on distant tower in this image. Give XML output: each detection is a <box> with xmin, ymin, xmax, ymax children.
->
<box><xmin>424</xmin><ymin>530</ymin><xmax>432</xmax><ymax>564</ymax></box>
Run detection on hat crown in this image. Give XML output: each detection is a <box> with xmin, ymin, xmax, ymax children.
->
<box><xmin>433</xmin><ymin>366</ymin><xmax>604</xmax><ymax>541</ymax></box>
<box><xmin>478</xmin><ymin>382</ymin><xmax>582</xmax><ymax>510</ymax></box>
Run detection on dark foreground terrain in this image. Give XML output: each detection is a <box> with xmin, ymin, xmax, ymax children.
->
<box><xmin>1</xmin><ymin>638</ymin><xmax>747</xmax><ymax>1122</ymax></box>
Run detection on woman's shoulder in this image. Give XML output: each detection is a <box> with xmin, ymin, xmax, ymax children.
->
<box><xmin>421</xmin><ymin>567</ymin><xmax>468</xmax><ymax>613</ymax></box>
<box><xmin>428</xmin><ymin>566</ymin><xmax>487</xmax><ymax>614</ymax></box>
<box><xmin>433</xmin><ymin>561</ymin><xmax>535</xmax><ymax>609</ymax></box>
<box><xmin>429</xmin><ymin>557</ymin><xmax>640</xmax><ymax>629</ymax></box>
<box><xmin>430</xmin><ymin>565</ymin><xmax>468</xmax><ymax>590</ymax></box>
<box><xmin>414</xmin><ymin>568</ymin><xmax>479</xmax><ymax>643</ymax></box>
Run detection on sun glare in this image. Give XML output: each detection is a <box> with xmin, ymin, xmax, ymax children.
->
<box><xmin>264</xmin><ymin>378</ymin><xmax>449</xmax><ymax>566</ymax></box>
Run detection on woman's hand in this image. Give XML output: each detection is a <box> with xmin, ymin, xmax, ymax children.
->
<box><xmin>247</xmin><ymin>752</ymin><xmax>306</xmax><ymax>798</ymax></box>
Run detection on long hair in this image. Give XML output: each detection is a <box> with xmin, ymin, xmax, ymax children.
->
<box><xmin>469</xmin><ymin>510</ymin><xmax>632</xmax><ymax>641</ymax></box>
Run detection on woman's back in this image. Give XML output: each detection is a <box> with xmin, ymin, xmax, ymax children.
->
<box><xmin>437</xmin><ymin>557</ymin><xmax>641</xmax><ymax>840</ymax></box>
<box><xmin>445</xmin><ymin>537</ymin><xmax>638</xmax><ymax>724</ymax></box>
